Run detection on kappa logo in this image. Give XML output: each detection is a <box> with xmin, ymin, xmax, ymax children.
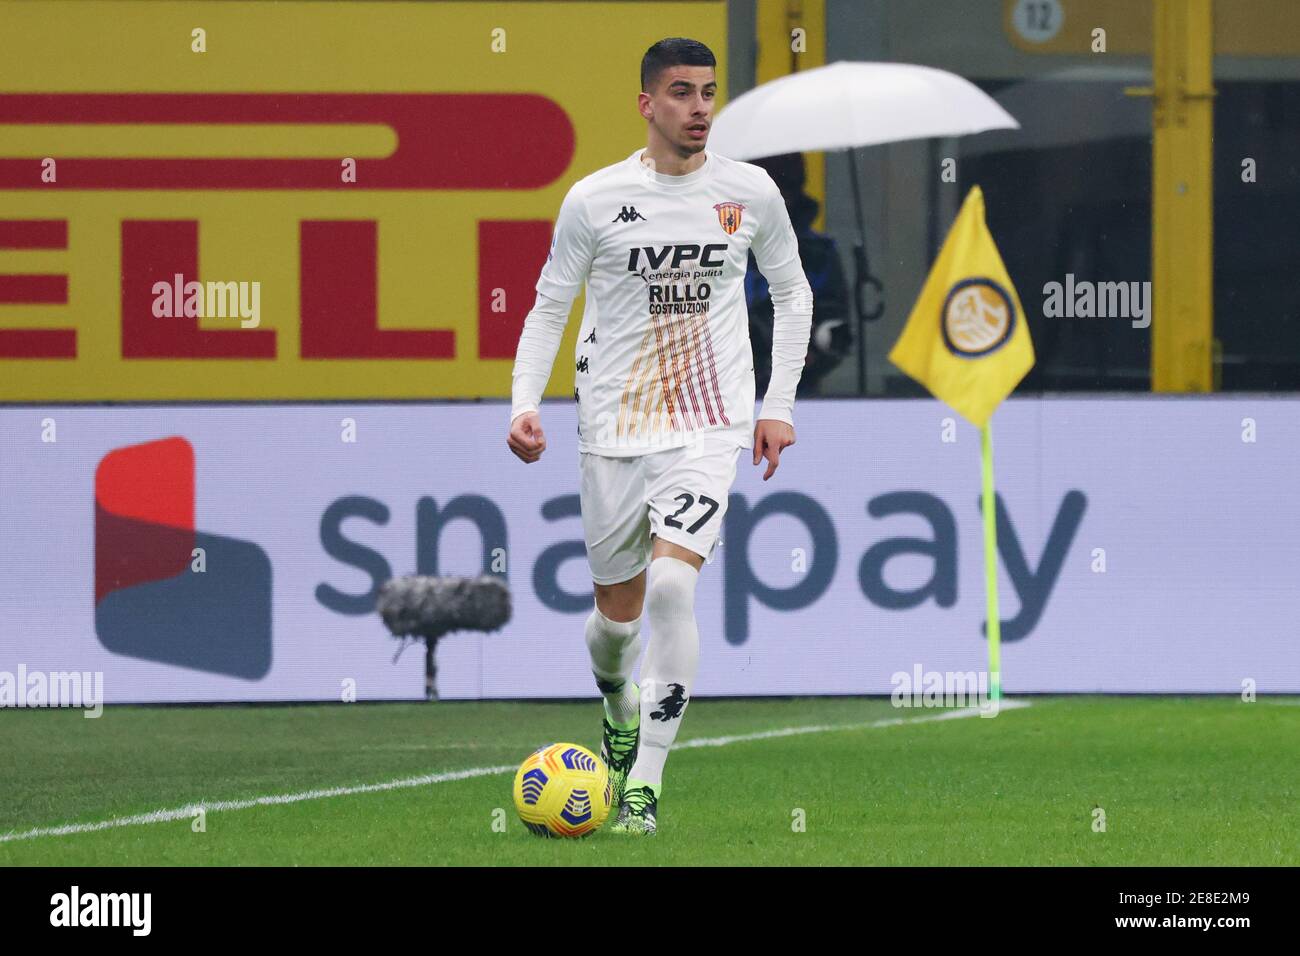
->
<box><xmin>611</xmin><ymin>205</ymin><xmax>648</xmax><ymax>223</ymax></box>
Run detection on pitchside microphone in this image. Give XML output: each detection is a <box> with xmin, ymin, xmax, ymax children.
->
<box><xmin>377</xmin><ymin>575</ymin><xmax>512</xmax><ymax>700</ymax></box>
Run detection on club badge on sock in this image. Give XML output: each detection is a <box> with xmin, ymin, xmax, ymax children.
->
<box><xmin>648</xmin><ymin>682</ymin><xmax>688</xmax><ymax>721</ymax></box>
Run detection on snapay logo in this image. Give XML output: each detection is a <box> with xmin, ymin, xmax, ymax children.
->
<box><xmin>94</xmin><ymin>437</ymin><xmax>272</xmax><ymax>678</ymax></box>
<box><xmin>314</xmin><ymin>489</ymin><xmax>1086</xmax><ymax>645</ymax></box>
<box><xmin>50</xmin><ymin>885</ymin><xmax>151</xmax><ymax>936</ymax></box>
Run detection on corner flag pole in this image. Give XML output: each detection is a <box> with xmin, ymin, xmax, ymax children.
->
<box><xmin>980</xmin><ymin>421</ymin><xmax>1002</xmax><ymax>701</ymax></box>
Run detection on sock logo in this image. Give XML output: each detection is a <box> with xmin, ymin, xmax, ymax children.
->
<box><xmin>594</xmin><ymin>674</ymin><xmax>624</xmax><ymax>695</ymax></box>
<box><xmin>94</xmin><ymin>436</ymin><xmax>273</xmax><ymax>678</ymax></box>
<box><xmin>649</xmin><ymin>682</ymin><xmax>687</xmax><ymax>721</ymax></box>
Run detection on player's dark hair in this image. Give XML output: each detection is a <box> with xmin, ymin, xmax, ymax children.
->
<box><xmin>640</xmin><ymin>38</ymin><xmax>716</xmax><ymax>93</ymax></box>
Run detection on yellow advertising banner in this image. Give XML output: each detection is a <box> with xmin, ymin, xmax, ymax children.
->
<box><xmin>0</xmin><ymin>1</ymin><xmax>727</xmax><ymax>401</ymax></box>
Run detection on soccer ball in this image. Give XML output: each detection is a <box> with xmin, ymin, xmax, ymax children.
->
<box><xmin>513</xmin><ymin>742</ymin><xmax>612</xmax><ymax>838</ymax></box>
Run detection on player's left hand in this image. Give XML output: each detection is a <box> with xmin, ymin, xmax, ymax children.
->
<box><xmin>753</xmin><ymin>419</ymin><xmax>795</xmax><ymax>482</ymax></box>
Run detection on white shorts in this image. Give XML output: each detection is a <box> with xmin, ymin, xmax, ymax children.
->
<box><xmin>579</xmin><ymin>434</ymin><xmax>743</xmax><ymax>585</ymax></box>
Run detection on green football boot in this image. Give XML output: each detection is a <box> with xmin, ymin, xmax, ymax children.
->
<box><xmin>608</xmin><ymin>782</ymin><xmax>658</xmax><ymax>836</ymax></box>
<box><xmin>598</xmin><ymin>685</ymin><xmax>639</xmax><ymax>811</ymax></box>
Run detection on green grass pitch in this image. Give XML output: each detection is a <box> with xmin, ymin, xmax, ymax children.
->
<box><xmin>1</xmin><ymin>696</ymin><xmax>1295</xmax><ymax>866</ymax></box>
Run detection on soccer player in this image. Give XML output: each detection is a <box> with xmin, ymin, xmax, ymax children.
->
<box><xmin>507</xmin><ymin>37</ymin><xmax>813</xmax><ymax>835</ymax></box>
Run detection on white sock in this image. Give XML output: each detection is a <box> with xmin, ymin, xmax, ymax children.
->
<box><xmin>584</xmin><ymin>604</ymin><xmax>642</xmax><ymax>728</ymax></box>
<box><xmin>627</xmin><ymin>555</ymin><xmax>700</xmax><ymax>789</ymax></box>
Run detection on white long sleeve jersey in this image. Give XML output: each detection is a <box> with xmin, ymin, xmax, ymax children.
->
<box><xmin>511</xmin><ymin>147</ymin><xmax>813</xmax><ymax>457</ymax></box>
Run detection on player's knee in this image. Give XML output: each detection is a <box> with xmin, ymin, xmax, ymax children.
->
<box><xmin>646</xmin><ymin>555</ymin><xmax>700</xmax><ymax>623</ymax></box>
<box><xmin>585</xmin><ymin>605</ymin><xmax>640</xmax><ymax>657</ymax></box>
<box><xmin>592</xmin><ymin>567</ymin><xmax>646</xmax><ymax>621</ymax></box>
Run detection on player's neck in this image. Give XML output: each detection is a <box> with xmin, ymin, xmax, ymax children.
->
<box><xmin>638</xmin><ymin>144</ymin><xmax>707</xmax><ymax>178</ymax></box>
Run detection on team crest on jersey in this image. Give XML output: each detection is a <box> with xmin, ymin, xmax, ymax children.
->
<box><xmin>712</xmin><ymin>201</ymin><xmax>745</xmax><ymax>235</ymax></box>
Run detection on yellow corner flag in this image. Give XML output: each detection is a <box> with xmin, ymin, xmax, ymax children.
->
<box><xmin>889</xmin><ymin>185</ymin><xmax>1035</xmax><ymax>704</ymax></box>
<box><xmin>888</xmin><ymin>185</ymin><xmax>1034</xmax><ymax>428</ymax></box>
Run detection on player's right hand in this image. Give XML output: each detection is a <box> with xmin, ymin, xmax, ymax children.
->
<box><xmin>507</xmin><ymin>411</ymin><xmax>547</xmax><ymax>463</ymax></box>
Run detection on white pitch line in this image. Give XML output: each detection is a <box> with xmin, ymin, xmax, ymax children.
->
<box><xmin>677</xmin><ymin>698</ymin><xmax>1030</xmax><ymax>749</ymax></box>
<box><xmin>0</xmin><ymin>765</ymin><xmax>515</xmax><ymax>845</ymax></box>
<box><xmin>0</xmin><ymin>699</ymin><xmax>1030</xmax><ymax>845</ymax></box>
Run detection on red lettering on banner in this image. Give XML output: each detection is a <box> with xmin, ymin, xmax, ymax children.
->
<box><xmin>0</xmin><ymin>220</ymin><xmax>68</xmax><ymax>249</ymax></box>
<box><xmin>0</xmin><ymin>95</ymin><xmax>578</xmax><ymax>368</ymax></box>
<box><xmin>0</xmin><ymin>328</ymin><xmax>76</xmax><ymax>359</ymax></box>
<box><xmin>0</xmin><ymin>219</ymin><xmax>75</xmax><ymax>357</ymax></box>
<box><xmin>120</xmin><ymin>221</ymin><xmax>277</xmax><ymax>358</ymax></box>
<box><xmin>0</xmin><ymin>275</ymin><xmax>66</xmax><ymax>304</ymax></box>
<box><xmin>0</xmin><ymin>94</ymin><xmax>573</xmax><ymax>189</ymax></box>
<box><xmin>300</xmin><ymin>220</ymin><xmax>455</xmax><ymax>359</ymax></box>
<box><xmin>477</xmin><ymin>220</ymin><xmax>555</xmax><ymax>360</ymax></box>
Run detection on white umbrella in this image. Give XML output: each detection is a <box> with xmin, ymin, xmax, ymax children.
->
<box><xmin>708</xmin><ymin>61</ymin><xmax>1019</xmax><ymax>391</ymax></box>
